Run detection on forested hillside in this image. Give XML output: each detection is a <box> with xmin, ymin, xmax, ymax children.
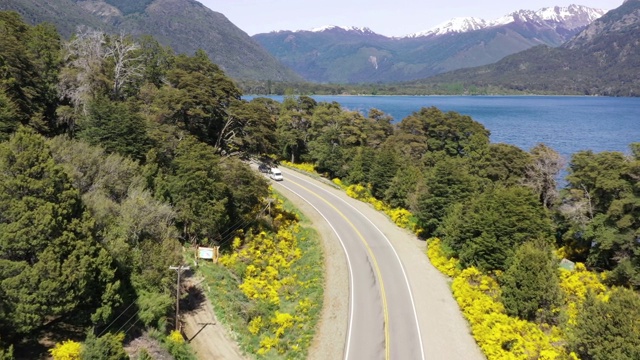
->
<box><xmin>1</xmin><ymin>10</ymin><xmax>639</xmax><ymax>360</ymax></box>
<box><xmin>0</xmin><ymin>11</ymin><xmax>312</xmax><ymax>358</ymax></box>
<box><xmin>0</xmin><ymin>0</ymin><xmax>302</xmax><ymax>82</ymax></box>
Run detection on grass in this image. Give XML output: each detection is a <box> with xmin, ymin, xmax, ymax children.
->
<box><xmin>190</xmin><ymin>191</ymin><xmax>324</xmax><ymax>359</ymax></box>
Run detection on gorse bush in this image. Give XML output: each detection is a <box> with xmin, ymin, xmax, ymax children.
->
<box><xmin>426</xmin><ymin>238</ymin><xmax>460</xmax><ymax>277</ymax></box>
<box><xmin>49</xmin><ymin>341</ymin><xmax>82</xmax><ymax>360</ymax></box>
<box><xmin>558</xmin><ymin>263</ymin><xmax>608</xmax><ymax>326</ymax></box>
<box><xmin>281</xmin><ymin>161</ymin><xmax>315</xmax><ymax>173</ymax></box>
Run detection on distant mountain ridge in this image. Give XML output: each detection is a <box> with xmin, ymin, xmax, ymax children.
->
<box><xmin>415</xmin><ymin>0</ymin><xmax>640</xmax><ymax>96</ymax></box>
<box><xmin>253</xmin><ymin>4</ymin><xmax>606</xmax><ymax>84</ymax></box>
<box><xmin>0</xmin><ymin>0</ymin><xmax>302</xmax><ymax>82</ymax></box>
<box><xmin>409</xmin><ymin>5</ymin><xmax>605</xmax><ymax>37</ymax></box>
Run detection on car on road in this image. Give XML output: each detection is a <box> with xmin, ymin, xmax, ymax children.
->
<box><xmin>269</xmin><ymin>167</ymin><xmax>283</xmax><ymax>181</ymax></box>
<box><xmin>258</xmin><ymin>163</ymin><xmax>269</xmax><ymax>173</ymax></box>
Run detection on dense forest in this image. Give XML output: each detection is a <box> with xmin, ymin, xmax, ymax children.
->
<box><xmin>1</xmin><ymin>10</ymin><xmax>639</xmax><ymax>360</ymax></box>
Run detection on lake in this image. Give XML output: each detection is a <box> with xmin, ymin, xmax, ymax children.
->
<box><xmin>244</xmin><ymin>95</ymin><xmax>640</xmax><ymax>160</ymax></box>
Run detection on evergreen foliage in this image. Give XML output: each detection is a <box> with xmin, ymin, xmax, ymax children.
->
<box><xmin>79</xmin><ymin>96</ymin><xmax>151</xmax><ymax>161</ymax></box>
<box><xmin>440</xmin><ymin>185</ymin><xmax>554</xmax><ymax>271</ymax></box>
<box><xmin>160</xmin><ymin>136</ymin><xmax>229</xmax><ymax>244</ymax></box>
<box><xmin>81</xmin><ymin>332</ymin><xmax>128</xmax><ymax>360</ymax></box>
<box><xmin>569</xmin><ymin>287</ymin><xmax>640</xmax><ymax>360</ymax></box>
<box><xmin>1</xmin><ymin>9</ymin><xmax>639</xmax><ymax>359</ymax></box>
<box><xmin>500</xmin><ymin>240</ymin><xmax>562</xmax><ymax>323</ymax></box>
<box><xmin>0</xmin><ymin>127</ymin><xmax>119</xmax><ymax>335</ymax></box>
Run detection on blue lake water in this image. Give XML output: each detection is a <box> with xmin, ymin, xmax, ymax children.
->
<box><xmin>245</xmin><ymin>95</ymin><xmax>640</xmax><ymax>159</ymax></box>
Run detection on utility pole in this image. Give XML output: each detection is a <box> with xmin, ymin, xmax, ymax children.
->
<box><xmin>169</xmin><ymin>265</ymin><xmax>190</xmax><ymax>330</ymax></box>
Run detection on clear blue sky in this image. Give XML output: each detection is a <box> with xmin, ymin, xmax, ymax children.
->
<box><xmin>199</xmin><ymin>0</ymin><xmax>623</xmax><ymax>37</ymax></box>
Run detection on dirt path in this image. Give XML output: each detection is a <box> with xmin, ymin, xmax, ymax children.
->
<box><xmin>181</xmin><ymin>277</ymin><xmax>247</xmax><ymax>360</ymax></box>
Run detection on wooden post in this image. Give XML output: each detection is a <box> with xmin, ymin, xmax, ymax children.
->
<box><xmin>169</xmin><ymin>265</ymin><xmax>190</xmax><ymax>330</ymax></box>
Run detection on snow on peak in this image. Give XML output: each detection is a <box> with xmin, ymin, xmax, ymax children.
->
<box><xmin>309</xmin><ymin>25</ymin><xmax>376</xmax><ymax>34</ymax></box>
<box><xmin>406</xmin><ymin>4</ymin><xmax>607</xmax><ymax>37</ymax></box>
<box><xmin>409</xmin><ymin>17</ymin><xmax>487</xmax><ymax>37</ymax></box>
<box><xmin>490</xmin><ymin>5</ymin><xmax>606</xmax><ymax>30</ymax></box>
<box><xmin>537</xmin><ymin>5</ymin><xmax>606</xmax><ymax>24</ymax></box>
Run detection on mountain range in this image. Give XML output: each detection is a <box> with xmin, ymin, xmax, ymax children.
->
<box><xmin>252</xmin><ymin>5</ymin><xmax>606</xmax><ymax>84</ymax></box>
<box><xmin>1</xmin><ymin>0</ymin><xmax>638</xmax><ymax>96</ymax></box>
<box><xmin>0</xmin><ymin>0</ymin><xmax>302</xmax><ymax>82</ymax></box>
<box><xmin>407</xmin><ymin>0</ymin><xmax>639</xmax><ymax>96</ymax></box>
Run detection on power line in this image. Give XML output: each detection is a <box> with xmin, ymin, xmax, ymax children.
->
<box><xmin>98</xmin><ymin>300</ymin><xmax>137</xmax><ymax>337</ymax></box>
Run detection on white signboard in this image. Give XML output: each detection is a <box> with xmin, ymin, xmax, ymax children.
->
<box><xmin>198</xmin><ymin>247</ymin><xmax>214</xmax><ymax>260</ymax></box>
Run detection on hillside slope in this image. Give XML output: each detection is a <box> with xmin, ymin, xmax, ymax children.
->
<box><xmin>0</xmin><ymin>0</ymin><xmax>302</xmax><ymax>81</ymax></box>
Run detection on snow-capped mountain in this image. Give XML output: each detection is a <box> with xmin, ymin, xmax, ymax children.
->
<box><xmin>253</xmin><ymin>3</ymin><xmax>611</xmax><ymax>84</ymax></box>
<box><xmin>409</xmin><ymin>4</ymin><xmax>606</xmax><ymax>37</ymax></box>
<box><xmin>410</xmin><ymin>17</ymin><xmax>488</xmax><ymax>37</ymax></box>
<box><xmin>309</xmin><ymin>25</ymin><xmax>377</xmax><ymax>34</ymax></box>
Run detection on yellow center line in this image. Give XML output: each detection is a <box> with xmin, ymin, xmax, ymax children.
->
<box><xmin>284</xmin><ymin>179</ymin><xmax>391</xmax><ymax>360</ymax></box>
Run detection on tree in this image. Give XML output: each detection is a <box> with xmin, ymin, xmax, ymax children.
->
<box><xmin>345</xmin><ymin>146</ymin><xmax>375</xmax><ymax>185</ymax></box>
<box><xmin>500</xmin><ymin>240</ymin><xmax>562</xmax><ymax>323</ymax></box>
<box><xmin>78</xmin><ymin>96</ymin><xmax>151</xmax><ymax>161</ymax></box>
<box><xmin>103</xmin><ymin>32</ymin><xmax>144</xmax><ymax>100</ymax></box>
<box><xmin>440</xmin><ymin>185</ymin><xmax>554</xmax><ymax>271</ymax></box>
<box><xmin>368</xmin><ymin>145</ymin><xmax>399</xmax><ymax>199</ymax></box>
<box><xmin>566</xmin><ymin>150</ymin><xmax>629</xmax><ymax>214</ymax></box>
<box><xmin>276</xmin><ymin>95</ymin><xmax>316</xmax><ymax>162</ymax></box>
<box><xmin>0</xmin><ymin>12</ymin><xmax>61</xmax><ymax>135</ymax></box>
<box><xmin>226</xmin><ymin>98</ymin><xmax>277</xmax><ymax>156</ymax></box>
<box><xmin>413</xmin><ymin>157</ymin><xmax>480</xmax><ymax>236</ymax></box>
<box><xmin>159</xmin><ymin>50</ymin><xmax>241</xmax><ymax>150</ymax></box>
<box><xmin>25</xmin><ymin>22</ymin><xmax>62</xmax><ymax>135</ymax></box>
<box><xmin>384</xmin><ymin>162</ymin><xmax>423</xmax><ymax>209</ymax></box>
<box><xmin>0</xmin><ymin>88</ymin><xmax>18</xmax><ymax>141</ymax></box>
<box><xmin>569</xmin><ymin>287</ymin><xmax>640</xmax><ymax>360</ymax></box>
<box><xmin>479</xmin><ymin>143</ymin><xmax>532</xmax><ymax>186</ymax></box>
<box><xmin>0</xmin><ymin>127</ymin><xmax>119</xmax><ymax>336</ymax></box>
<box><xmin>58</xmin><ymin>27</ymin><xmax>109</xmax><ymax>118</ymax></box>
<box><xmin>160</xmin><ymin>136</ymin><xmax>228</xmax><ymax>244</ymax></box>
<box><xmin>562</xmin><ymin>148</ymin><xmax>640</xmax><ymax>288</ymax></box>
<box><xmin>218</xmin><ymin>157</ymin><xmax>269</xmax><ymax>228</ymax></box>
<box><xmin>523</xmin><ymin>144</ymin><xmax>564</xmax><ymax>208</ymax></box>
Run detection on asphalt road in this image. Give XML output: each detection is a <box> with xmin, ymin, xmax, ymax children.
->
<box><xmin>271</xmin><ymin>168</ymin><xmax>425</xmax><ymax>360</ymax></box>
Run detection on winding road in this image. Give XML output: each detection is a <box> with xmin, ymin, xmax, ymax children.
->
<box><xmin>272</xmin><ymin>168</ymin><xmax>426</xmax><ymax>360</ymax></box>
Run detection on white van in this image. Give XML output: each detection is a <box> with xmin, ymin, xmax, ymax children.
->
<box><xmin>269</xmin><ymin>167</ymin><xmax>283</xmax><ymax>181</ymax></box>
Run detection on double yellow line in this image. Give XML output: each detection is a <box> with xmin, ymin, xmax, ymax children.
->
<box><xmin>287</xmin><ymin>179</ymin><xmax>391</xmax><ymax>360</ymax></box>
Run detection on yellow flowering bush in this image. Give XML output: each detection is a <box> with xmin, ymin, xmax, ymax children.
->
<box><xmin>426</xmin><ymin>237</ymin><xmax>460</xmax><ymax>277</ymax></box>
<box><xmin>281</xmin><ymin>161</ymin><xmax>315</xmax><ymax>173</ymax></box>
<box><xmin>559</xmin><ymin>262</ymin><xmax>608</xmax><ymax>325</ymax></box>
<box><xmin>49</xmin><ymin>340</ymin><xmax>82</xmax><ymax>360</ymax></box>
<box><xmin>248</xmin><ymin>316</ymin><xmax>263</xmax><ymax>335</ymax></box>
<box><xmin>167</xmin><ymin>330</ymin><xmax>184</xmax><ymax>344</ymax></box>
<box><xmin>452</xmin><ymin>267</ymin><xmax>571</xmax><ymax>359</ymax></box>
<box><xmin>217</xmin><ymin>196</ymin><xmax>322</xmax><ymax>358</ymax></box>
